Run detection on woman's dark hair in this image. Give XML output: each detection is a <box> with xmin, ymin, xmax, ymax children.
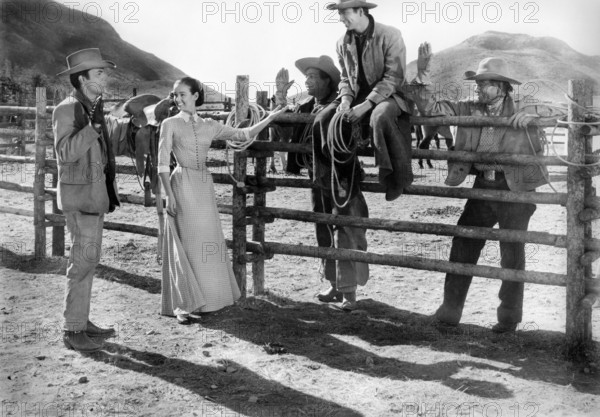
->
<box><xmin>176</xmin><ymin>77</ymin><xmax>205</xmax><ymax>107</ymax></box>
<box><xmin>69</xmin><ymin>70</ymin><xmax>90</xmax><ymax>89</ymax></box>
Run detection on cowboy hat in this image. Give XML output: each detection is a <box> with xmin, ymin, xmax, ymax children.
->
<box><xmin>295</xmin><ymin>55</ymin><xmax>341</xmax><ymax>89</ymax></box>
<box><xmin>326</xmin><ymin>0</ymin><xmax>378</xmax><ymax>10</ymax></box>
<box><xmin>57</xmin><ymin>48</ymin><xmax>116</xmax><ymax>76</ymax></box>
<box><xmin>124</xmin><ymin>94</ymin><xmax>162</xmax><ymax>128</ymax></box>
<box><xmin>464</xmin><ymin>57</ymin><xmax>521</xmax><ymax>85</ymax></box>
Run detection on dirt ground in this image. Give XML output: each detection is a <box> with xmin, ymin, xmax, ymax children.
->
<box><xmin>1</xmin><ymin>148</ymin><xmax>600</xmax><ymax>417</ymax></box>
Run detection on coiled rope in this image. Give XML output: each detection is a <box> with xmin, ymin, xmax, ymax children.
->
<box><xmin>326</xmin><ymin>111</ymin><xmax>361</xmax><ymax>208</ymax></box>
<box><xmin>223</xmin><ymin>103</ymin><xmax>267</xmax><ymax>185</ymax></box>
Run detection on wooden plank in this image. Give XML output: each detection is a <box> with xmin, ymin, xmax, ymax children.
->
<box><xmin>565</xmin><ymin>80</ymin><xmax>593</xmax><ymax>356</ymax></box>
<box><xmin>34</xmin><ymin>88</ymin><xmax>47</xmax><ymax>259</ymax></box>
<box><xmin>262</xmin><ymin>241</ymin><xmax>567</xmax><ymax>287</ymax></box>
<box><xmin>251</xmin><ymin>91</ymin><xmax>269</xmax><ymax>295</ymax></box>
<box><xmin>250</xmin><ymin>206</ymin><xmax>569</xmax><ymax>248</ymax></box>
<box><xmin>232</xmin><ymin>75</ymin><xmax>250</xmax><ymax>296</ymax></box>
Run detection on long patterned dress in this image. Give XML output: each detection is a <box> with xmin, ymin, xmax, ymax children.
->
<box><xmin>157</xmin><ymin>111</ymin><xmax>250</xmax><ymax>315</ymax></box>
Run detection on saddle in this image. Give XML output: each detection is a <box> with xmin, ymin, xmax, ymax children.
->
<box><xmin>123</xmin><ymin>95</ymin><xmax>174</xmax><ymax>194</ymax></box>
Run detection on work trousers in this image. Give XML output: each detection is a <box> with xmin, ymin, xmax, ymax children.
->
<box><xmin>436</xmin><ymin>173</ymin><xmax>536</xmax><ymax>325</ymax></box>
<box><xmin>312</xmin><ymin>187</ymin><xmax>369</xmax><ymax>293</ymax></box>
<box><xmin>63</xmin><ymin>211</ymin><xmax>104</xmax><ymax>331</ymax></box>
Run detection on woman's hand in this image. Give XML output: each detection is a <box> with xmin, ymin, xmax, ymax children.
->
<box><xmin>267</xmin><ymin>105</ymin><xmax>287</xmax><ymax>121</ymax></box>
<box><xmin>166</xmin><ymin>196</ymin><xmax>177</xmax><ymax>217</ymax></box>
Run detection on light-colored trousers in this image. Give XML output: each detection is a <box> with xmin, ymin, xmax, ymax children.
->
<box><xmin>63</xmin><ymin>211</ymin><xmax>104</xmax><ymax>331</ymax></box>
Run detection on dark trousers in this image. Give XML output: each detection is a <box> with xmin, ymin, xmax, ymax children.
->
<box><xmin>312</xmin><ymin>187</ymin><xmax>369</xmax><ymax>293</ymax></box>
<box><xmin>437</xmin><ymin>174</ymin><xmax>536</xmax><ymax>325</ymax></box>
<box><xmin>312</xmin><ymin>98</ymin><xmax>412</xmax><ymax>201</ymax></box>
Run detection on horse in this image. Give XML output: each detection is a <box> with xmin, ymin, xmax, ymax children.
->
<box><xmin>415</xmin><ymin>124</ymin><xmax>454</xmax><ymax>169</ymax></box>
<box><xmin>108</xmin><ymin>94</ymin><xmax>175</xmax><ymax>263</ymax></box>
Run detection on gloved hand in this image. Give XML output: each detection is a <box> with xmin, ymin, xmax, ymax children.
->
<box><xmin>275</xmin><ymin>68</ymin><xmax>294</xmax><ymax>107</ymax></box>
<box><xmin>90</xmin><ymin>95</ymin><xmax>104</xmax><ymax>126</ymax></box>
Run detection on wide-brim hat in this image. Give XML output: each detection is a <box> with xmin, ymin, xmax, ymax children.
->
<box><xmin>326</xmin><ymin>0</ymin><xmax>378</xmax><ymax>10</ymax></box>
<box><xmin>464</xmin><ymin>57</ymin><xmax>521</xmax><ymax>85</ymax></box>
<box><xmin>124</xmin><ymin>94</ymin><xmax>161</xmax><ymax>127</ymax></box>
<box><xmin>57</xmin><ymin>48</ymin><xmax>116</xmax><ymax>76</ymax></box>
<box><xmin>295</xmin><ymin>55</ymin><xmax>341</xmax><ymax>89</ymax></box>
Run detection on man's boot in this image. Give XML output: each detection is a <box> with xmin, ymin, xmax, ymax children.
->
<box><xmin>63</xmin><ymin>331</ymin><xmax>103</xmax><ymax>352</ymax></box>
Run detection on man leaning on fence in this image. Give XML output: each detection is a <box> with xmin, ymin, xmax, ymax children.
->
<box><xmin>410</xmin><ymin>43</ymin><xmax>549</xmax><ymax>333</ymax></box>
<box><xmin>53</xmin><ymin>48</ymin><xmax>127</xmax><ymax>352</ymax></box>
<box><xmin>271</xmin><ymin>56</ymin><xmax>369</xmax><ymax>311</ymax></box>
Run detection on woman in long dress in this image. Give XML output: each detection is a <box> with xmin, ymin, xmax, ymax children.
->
<box><xmin>158</xmin><ymin>77</ymin><xmax>283</xmax><ymax>324</ymax></box>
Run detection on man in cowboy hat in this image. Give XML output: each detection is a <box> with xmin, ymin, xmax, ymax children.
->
<box><xmin>275</xmin><ymin>56</ymin><xmax>369</xmax><ymax>311</ymax></box>
<box><xmin>411</xmin><ymin>43</ymin><xmax>548</xmax><ymax>333</ymax></box>
<box><xmin>313</xmin><ymin>0</ymin><xmax>413</xmax><ymax>204</ymax></box>
<box><xmin>53</xmin><ymin>48</ymin><xmax>129</xmax><ymax>352</ymax></box>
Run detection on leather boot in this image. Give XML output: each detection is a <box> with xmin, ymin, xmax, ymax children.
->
<box><xmin>434</xmin><ymin>304</ymin><xmax>462</xmax><ymax>326</ymax></box>
<box><xmin>341</xmin><ymin>291</ymin><xmax>357</xmax><ymax>311</ymax></box>
<box><xmin>491</xmin><ymin>322</ymin><xmax>518</xmax><ymax>334</ymax></box>
<box><xmin>63</xmin><ymin>331</ymin><xmax>103</xmax><ymax>352</ymax></box>
<box><xmin>317</xmin><ymin>286</ymin><xmax>342</xmax><ymax>303</ymax></box>
<box><xmin>86</xmin><ymin>320</ymin><xmax>116</xmax><ymax>337</ymax></box>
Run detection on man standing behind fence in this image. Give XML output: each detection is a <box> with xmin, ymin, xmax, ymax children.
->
<box><xmin>271</xmin><ymin>56</ymin><xmax>368</xmax><ymax>311</ymax></box>
<box><xmin>53</xmin><ymin>48</ymin><xmax>123</xmax><ymax>352</ymax></box>
<box><xmin>411</xmin><ymin>43</ymin><xmax>549</xmax><ymax>333</ymax></box>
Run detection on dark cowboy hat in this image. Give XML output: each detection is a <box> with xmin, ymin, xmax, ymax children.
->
<box><xmin>124</xmin><ymin>94</ymin><xmax>162</xmax><ymax>127</ymax></box>
<box><xmin>463</xmin><ymin>57</ymin><xmax>521</xmax><ymax>85</ymax></box>
<box><xmin>57</xmin><ymin>48</ymin><xmax>116</xmax><ymax>76</ymax></box>
<box><xmin>326</xmin><ymin>0</ymin><xmax>378</xmax><ymax>10</ymax></box>
<box><xmin>295</xmin><ymin>55</ymin><xmax>341</xmax><ymax>89</ymax></box>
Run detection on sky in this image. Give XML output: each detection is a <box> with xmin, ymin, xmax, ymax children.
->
<box><xmin>55</xmin><ymin>0</ymin><xmax>600</xmax><ymax>99</ymax></box>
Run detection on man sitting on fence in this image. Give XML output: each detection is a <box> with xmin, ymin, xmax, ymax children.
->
<box><xmin>53</xmin><ymin>48</ymin><xmax>128</xmax><ymax>352</ymax></box>
<box><xmin>411</xmin><ymin>43</ymin><xmax>549</xmax><ymax>333</ymax></box>
<box><xmin>315</xmin><ymin>0</ymin><xmax>414</xmax><ymax>203</ymax></box>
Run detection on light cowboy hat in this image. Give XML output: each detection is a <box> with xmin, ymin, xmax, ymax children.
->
<box><xmin>57</xmin><ymin>48</ymin><xmax>116</xmax><ymax>76</ymax></box>
<box><xmin>463</xmin><ymin>57</ymin><xmax>521</xmax><ymax>85</ymax></box>
<box><xmin>295</xmin><ymin>55</ymin><xmax>342</xmax><ymax>88</ymax></box>
<box><xmin>326</xmin><ymin>0</ymin><xmax>378</xmax><ymax>10</ymax></box>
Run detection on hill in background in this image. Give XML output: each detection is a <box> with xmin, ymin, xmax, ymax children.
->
<box><xmin>0</xmin><ymin>0</ymin><xmax>226</xmax><ymax>106</ymax></box>
<box><xmin>290</xmin><ymin>31</ymin><xmax>599</xmax><ymax>104</ymax></box>
<box><xmin>407</xmin><ymin>31</ymin><xmax>600</xmax><ymax>103</ymax></box>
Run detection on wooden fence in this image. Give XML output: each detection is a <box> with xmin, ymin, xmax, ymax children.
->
<box><xmin>0</xmin><ymin>81</ymin><xmax>598</xmax><ymax>358</ymax></box>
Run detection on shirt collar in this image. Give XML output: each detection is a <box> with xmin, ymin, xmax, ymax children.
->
<box><xmin>176</xmin><ymin>110</ymin><xmax>199</xmax><ymax>123</ymax></box>
<box><xmin>72</xmin><ymin>89</ymin><xmax>93</xmax><ymax>114</ymax></box>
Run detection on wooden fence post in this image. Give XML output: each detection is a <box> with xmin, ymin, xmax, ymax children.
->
<box><xmin>232</xmin><ymin>75</ymin><xmax>249</xmax><ymax>296</ymax></box>
<box><xmin>33</xmin><ymin>87</ymin><xmax>47</xmax><ymax>259</ymax></box>
<box><xmin>565</xmin><ymin>79</ymin><xmax>593</xmax><ymax>357</ymax></box>
<box><xmin>252</xmin><ymin>91</ymin><xmax>270</xmax><ymax>294</ymax></box>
